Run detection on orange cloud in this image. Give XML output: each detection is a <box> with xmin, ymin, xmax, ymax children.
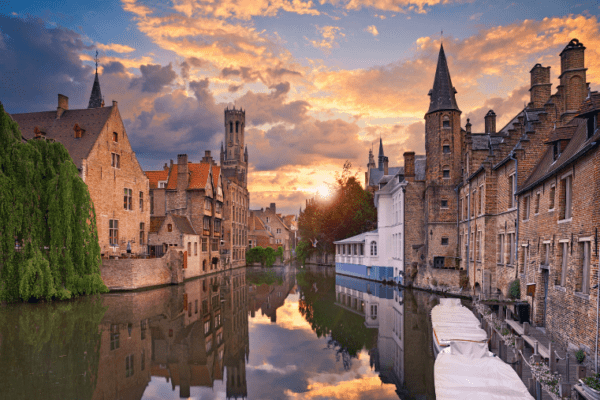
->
<box><xmin>171</xmin><ymin>0</ymin><xmax>320</xmax><ymax>20</ymax></box>
<box><xmin>309</xmin><ymin>25</ymin><xmax>346</xmax><ymax>51</ymax></box>
<box><xmin>95</xmin><ymin>42</ymin><xmax>136</xmax><ymax>53</ymax></box>
<box><xmin>322</xmin><ymin>0</ymin><xmax>452</xmax><ymax>14</ymax></box>
<box><xmin>365</xmin><ymin>25</ymin><xmax>379</xmax><ymax>36</ymax></box>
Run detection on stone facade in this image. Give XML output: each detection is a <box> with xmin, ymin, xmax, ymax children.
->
<box><xmin>250</xmin><ymin>203</ymin><xmax>291</xmax><ymax>260</ymax></box>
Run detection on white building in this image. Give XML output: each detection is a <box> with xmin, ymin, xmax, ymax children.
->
<box><xmin>334</xmin><ymin>171</ymin><xmax>406</xmax><ymax>283</ymax></box>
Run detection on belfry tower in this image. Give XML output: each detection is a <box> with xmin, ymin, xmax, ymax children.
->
<box><xmin>424</xmin><ymin>44</ymin><xmax>462</xmax><ymax>269</ymax></box>
<box><xmin>220</xmin><ymin>106</ymin><xmax>248</xmax><ymax>188</ymax></box>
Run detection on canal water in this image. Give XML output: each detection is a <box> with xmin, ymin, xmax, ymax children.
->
<box><xmin>0</xmin><ymin>265</ymin><xmax>441</xmax><ymax>399</ymax></box>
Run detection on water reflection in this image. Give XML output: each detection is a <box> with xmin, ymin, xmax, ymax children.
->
<box><xmin>0</xmin><ymin>265</ymin><xmax>440</xmax><ymax>399</ymax></box>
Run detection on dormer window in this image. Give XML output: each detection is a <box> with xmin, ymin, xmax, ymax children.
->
<box><xmin>113</xmin><ymin>132</ymin><xmax>118</xmax><ymax>142</ymax></box>
<box><xmin>553</xmin><ymin>142</ymin><xmax>560</xmax><ymax>161</ymax></box>
<box><xmin>73</xmin><ymin>124</ymin><xmax>84</xmax><ymax>139</ymax></box>
<box><xmin>587</xmin><ymin>113</ymin><xmax>597</xmax><ymax>139</ymax></box>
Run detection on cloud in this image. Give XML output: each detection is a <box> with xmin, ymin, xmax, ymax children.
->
<box><xmin>129</xmin><ymin>63</ymin><xmax>177</xmax><ymax>93</ymax></box>
<box><xmin>321</xmin><ymin>0</ymin><xmax>453</xmax><ymax>14</ymax></box>
<box><xmin>469</xmin><ymin>12</ymin><xmax>483</xmax><ymax>21</ymax></box>
<box><xmin>96</xmin><ymin>42</ymin><xmax>135</xmax><ymax>53</ymax></box>
<box><xmin>365</xmin><ymin>25</ymin><xmax>379</xmax><ymax>36</ymax></box>
<box><xmin>236</xmin><ymin>82</ymin><xmax>311</xmax><ymax>125</ymax></box>
<box><xmin>464</xmin><ymin>85</ymin><xmax>529</xmax><ymax>132</ymax></box>
<box><xmin>102</xmin><ymin>61</ymin><xmax>126</xmax><ymax>75</ymax></box>
<box><xmin>0</xmin><ymin>14</ymin><xmax>93</xmax><ymax>112</ymax></box>
<box><xmin>309</xmin><ymin>25</ymin><xmax>345</xmax><ymax>51</ymax></box>
<box><xmin>170</xmin><ymin>0</ymin><xmax>320</xmax><ymax>20</ymax></box>
<box><xmin>180</xmin><ymin>56</ymin><xmax>207</xmax><ymax>81</ymax></box>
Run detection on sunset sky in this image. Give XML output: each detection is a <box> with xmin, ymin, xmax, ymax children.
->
<box><xmin>2</xmin><ymin>0</ymin><xmax>600</xmax><ymax>214</ymax></box>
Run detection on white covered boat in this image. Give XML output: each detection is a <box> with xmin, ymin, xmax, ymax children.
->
<box><xmin>435</xmin><ymin>341</ymin><xmax>534</xmax><ymax>400</ymax></box>
<box><xmin>431</xmin><ymin>298</ymin><xmax>487</xmax><ymax>355</ymax></box>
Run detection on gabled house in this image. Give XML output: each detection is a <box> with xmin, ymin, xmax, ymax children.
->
<box><xmin>10</xmin><ymin>71</ymin><xmax>150</xmax><ymax>256</ymax></box>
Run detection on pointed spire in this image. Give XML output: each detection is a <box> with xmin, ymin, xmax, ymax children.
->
<box><xmin>427</xmin><ymin>44</ymin><xmax>460</xmax><ymax>114</ymax></box>
<box><xmin>378</xmin><ymin>137</ymin><xmax>385</xmax><ymax>170</ymax></box>
<box><xmin>88</xmin><ymin>50</ymin><xmax>103</xmax><ymax>109</ymax></box>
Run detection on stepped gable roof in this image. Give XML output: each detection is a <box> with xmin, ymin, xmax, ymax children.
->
<box><xmin>11</xmin><ymin>106</ymin><xmax>113</xmax><ymax>170</ymax></box>
<box><xmin>519</xmin><ymin>117</ymin><xmax>598</xmax><ymax>194</ymax></box>
<box><xmin>145</xmin><ymin>170</ymin><xmax>169</xmax><ymax>189</ymax></box>
<box><xmin>427</xmin><ymin>44</ymin><xmax>460</xmax><ymax>114</ymax></box>
<box><xmin>165</xmin><ymin>163</ymin><xmax>211</xmax><ymax>190</ymax></box>
<box><xmin>88</xmin><ymin>71</ymin><xmax>103</xmax><ymax>109</ymax></box>
<box><xmin>149</xmin><ymin>216</ymin><xmax>165</xmax><ymax>233</ymax></box>
<box><xmin>171</xmin><ymin>214</ymin><xmax>196</xmax><ymax>235</ymax></box>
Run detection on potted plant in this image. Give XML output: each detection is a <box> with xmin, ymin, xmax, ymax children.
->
<box><xmin>580</xmin><ymin>373</ymin><xmax>600</xmax><ymax>400</ymax></box>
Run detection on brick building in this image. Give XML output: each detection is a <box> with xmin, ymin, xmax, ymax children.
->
<box><xmin>249</xmin><ymin>203</ymin><xmax>291</xmax><ymax>260</ymax></box>
<box><xmin>10</xmin><ymin>69</ymin><xmax>150</xmax><ymax>256</ymax></box>
<box><xmin>220</xmin><ymin>107</ymin><xmax>250</xmax><ymax>269</ymax></box>
<box><xmin>146</xmin><ymin>153</ymin><xmax>224</xmax><ymax>277</ymax></box>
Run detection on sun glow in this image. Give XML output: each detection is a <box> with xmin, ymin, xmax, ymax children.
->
<box><xmin>316</xmin><ymin>184</ymin><xmax>334</xmax><ymax>199</ymax></box>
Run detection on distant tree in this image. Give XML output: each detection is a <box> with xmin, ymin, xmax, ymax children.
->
<box><xmin>298</xmin><ymin>161</ymin><xmax>377</xmax><ymax>256</ymax></box>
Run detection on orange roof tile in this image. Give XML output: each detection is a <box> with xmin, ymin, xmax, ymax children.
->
<box><xmin>145</xmin><ymin>170</ymin><xmax>169</xmax><ymax>189</ymax></box>
<box><xmin>212</xmin><ymin>166</ymin><xmax>220</xmax><ymax>189</ymax></box>
<box><xmin>166</xmin><ymin>163</ymin><xmax>211</xmax><ymax>190</ymax></box>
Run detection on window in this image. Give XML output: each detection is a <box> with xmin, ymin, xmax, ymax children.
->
<box><xmin>476</xmin><ymin>231</ymin><xmax>482</xmax><ymax>261</ymax></box>
<box><xmin>206</xmin><ymin>338</ymin><xmax>213</xmax><ymax>353</ymax></box>
<box><xmin>194</xmin><ymin>242</ymin><xmax>198</xmax><ymax>255</ymax></box>
<box><xmin>216</xmin><ymin>202</ymin><xmax>222</xmax><ymax>213</ymax></box>
<box><xmin>523</xmin><ymin>195</ymin><xmax>530</xmax><ymax>221</ymax></box>
<box><xmin>124</xmin><ymin>188</ymin><xmax>132</xmax><ymax>210</ymax></box>
<box><xmin>187</xmin><ymin>242</ymin><xmax>191</xmax><ymax>255</ymax></box>
<box><xmin>558</xmin><ymin>242</ymin><xmax>568</xmax><ymax>286</ymax></box>
<box><xmin>109</xmin><ymin>220</ymin><xmax>119</xmax><ymax>246</ymax></box>
<box><xmin>549</xmin><ymin>185</ymin><xmax>556</xmax><ymax>210</ymax></box>
<box><xmin>508</xmin><ymin>174</ymin><xmax>515</xmax><ymax>209</ymax></box>
<box><xmin>441</xmin><ymin>199</ymin><xmax>448</xmax><ymax>209</ymax></box>
<box><xmin>110</xmin><ymin>324</ymin><xmax>120</xmax><ymax>350</ymax></box>
<box><xmin>497</xmin><ymin>234</ymin><xmax>504</xmax><ymax>264</ymax></box>
<box><xmin>553</xmin><ymin>142</ymin><xmax>561</xmax><ymax>161</ymax></box>
<box><xmin>266</xmin><ymin>217</ymin><xmax>270</xmax><ymax>223</ymax></box>
<box><xmin>479</xmin><ymin>186</ymin><xmax>484</xmax><ymax>214</ymax></box>
<box><xmin>158</xmin><ymin>181</ymin><xmax>166</xmax><ymax>189</ymax></box>
<box><xmin>141</xmin><ymin>319</ymin><xmax>147</xmax><ymax>340</ymax></box>
<box><xmin>214</xmin><ymin>219</ymin><xmax>221</xmax><ymax>235</ymax></box>
<box><xmin>125</xmin><ymin>354</ymin><xmax>134</xmax><ymax>378</ymax></box>
<box><xmin>112</xmin><ymin>132</ymin><xmax>118</xmax><ymax>142</ymax></box>
<box><xmin>139</xmin><ymin>222</ymin><xmax>145</xmax><ymax>245</ymax></box>
<box><xmin>522</xmin><ymin>245</ymin><xmax>529</xmax><ymax>274</ymax></box>
<box><xmin>139</xmin><ymin>192</ymin><xmax>143</xmax><ymax>211</ymax></box>
<box><xmin>276</xmin><ymin>228</ymin><xmax>282</xmax><ymax>234</ymax></box>
<box><xmin>559</xmin><ymin>175</ymin><xmax>573</xmax><ymax>220</ymax></box>
<box><xmin>443</xmin><ymin>169</ymin><xmax>450</xmax><ymax>179</ymax></box>
<box><xmin>205</xmin><ymin>198</ymin><xmax>212</xmax><ymax>211</ymax></box>
<box><xmin>204</xmin><ymin>319</ymin><xmax>211</xmax><ymax>334</ymax></box>
<box><xmin>215</xmin><ymin>314</ymin><xmax>221</xmax><ymax>327</ymax></box>
<box><xmin>543</xmin><ymin>242</ymin><xmax>550</xmax><ymax>266</ymax></box>
<box><xmin>275</xmin><ymin>239</ymin><xmax>282</xmax><ymax>244</ymax></box>
<box><xmin>203</xmin><ymin>217</ymin><xmax>211</xmax><ymax>233</ymax></box>
<box><xmin>211</xmin><ymin>238</ymin><xmax>219</xmax><ymax>251</ymax></box>
<box><xmin>141</xmin><ymin>350</ymin><xmax>145</xmax><ymax>371</ymax></box>
<box><xmin>370</xmin><ymin>241</ymin><xmax>377</xmax><ymax>256</ymax></box>
<box><xmin>433</xmin><ymin>257</ymin><xmax>445</xmax><ymax>269</ymax></box>
<box><xmin>167</xmin><ymin>223</ymin><xmax>172</xmax><ymax>232</ymax></box>
<box><xmin>442</xmin><ymin>115</ymin><xmax>450</xmax><ymax>128</ymax></box>
<box><xmin>587</xmin><ymin>113</ymin><xmax>597</xmax><ymax>139</ymax></box>
<box><xmin>111</xmin><ymin>153</ymin><xmax>120</xmax><ymax>168</ymax></box>
<box><xmin>443</xmin><ymin>144</ymin><xmax>450</xmax><ymax>154</ymax></box>
<box><xmin>236</xmin><ymin>121</ymin><xmax>239</xmax><ymax>133</ymax></box>
<box><xmin>535</xmin><ymin>192</ymin><xmax>540</xmax><ymax>214</ymax></box>
<box><xmin>579</xmin><ymin>240</ymin><xmax>591</xmax><ymax>294</ymax></box>
<box><xmin>441</xmin><ymin>237</ymin><xmax>449</xmax><ymax>246</ymax></box>
<box><xmin>266</xmin><ymin>226</ymin><xmax>271</xmax><ymax>232</ymax></box>
<box><xmin>508</xmin><ymin>233</ymin><xmax>515</xmax><ymax>266</ymax></box>
<box><xmin>229</xmin><ymin>121</ymin><xmax>233</xmax><ymax>134</ymax></box>
<box><xmin>370</xmin><ymin>304</ymin><xmax>378</xmax><ymax>319</ymax></box>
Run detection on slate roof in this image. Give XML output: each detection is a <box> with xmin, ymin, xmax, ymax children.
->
<box><xmin>368</xmin><ymin>167</ymin><xmax>403</xmax><ymax>187</ymax></box>
<box><xmin>415</xmin><ymin>155</ymin><xmax>427</xmax><ymax>181</ymax></box>
<box><xmin>88</xmin><ymin>72</ymin><xmax>103</xmax><ymax>109</ymax></box>
<box><xmin>10</xmin><ymin>106</ymin><xmax>113</xmax><ymax>170</ymax></box>
<box><xmin>427</xmin><ymin>44</ymin><xmax>460</xmax><ymax>114</ymax></box>
<box><xmin>171</xmin><ymin>214</ymin><xmax>196</xmax><ymax>235</ymax></box>
<box><xmin>145</xmin><ymin>170</ymin><xmax>169</xmax><ymax>189</ymax></box>
<box><xmin>149</xmin><ymin>216</ymin><xmax>165</xmax><ymax>233</ymax></box>
<box><xmin>576</xmin><ymin>91</ymin><xmax>600</xmax><ymax>117</ymax></box>
<box><xmin>519</xmin><ymin>116</ymin><xmax>598</xmax><ymax>194</ymax></box>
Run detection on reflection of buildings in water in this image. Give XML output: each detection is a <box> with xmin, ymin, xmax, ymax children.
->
<box><xmin>92</xmin><ymin>268</ymin><xmax>250</xmax><ymax>400</ymax></box>
<box><xmin>248</xmin><ymin>267</ymin><xmax>296</xmax><ymax>323</ymax></box>
<box><xmin>334</xmin><ymin>275</ymin><xmax>405</xmax><ymax>395</ymax></box>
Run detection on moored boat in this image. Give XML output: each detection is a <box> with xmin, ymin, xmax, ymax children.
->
<box><xmin>431</xmin><ymin>298</ymin><xmax>487</xmax><ymax>356</ymax></box>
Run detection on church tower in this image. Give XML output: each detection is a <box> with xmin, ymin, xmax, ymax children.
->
<box><xmin>220</xmin><ymin>106</ymin><xmax>248</xmax><ymax>188</ymax></box>
<box><xmin>424</xmin><ymin>44</ymin><xmax>462</xmax><ymax>269</ymax></box>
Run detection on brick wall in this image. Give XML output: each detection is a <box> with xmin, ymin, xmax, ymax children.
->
<box><xmin>100</xmin><ymin>249</ymin><xmax>184</xmax><ymax>290</ymax></box>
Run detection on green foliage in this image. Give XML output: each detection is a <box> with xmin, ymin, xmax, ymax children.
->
<box><xmin>0</xmin><ymin>103</ymin><xmax>107</xmax><ymax>302</ymax></box>
<box><xmin>295</xmin><ymin>240</ymin><xmax>312</xmax><ymax>266</ymax></box>
<box><xmin>508</xmin><ymin>279</ymin><xmax>521</xmax><ymax>300</ymax></box>
<box><xmin>246</xmin><ymin>269</ymin><xmax>283</xmax><ymax>286</ymax></box>
<box><xmin>576</xmin><ymin>349</ymin><xmax>586</xmax><ymax>364</ymax></box>
<box><xmin>245</xmin><ymin>246</ymin><xmax>283</xmax><ymax>267</ymax></box>
<box><xmin>299</xmin><ymin>161</ymin><xmax>377</xmax><ymax>254</ymax></box>
<box><xmin>0</xmin><ymin>295</ymin><xmax>106</xmax><ymax>398</ymax></box>
<box><xmin>583</xmin><ymin>374</ymin><xmax>600</xmax><ymax>391</ymax></box>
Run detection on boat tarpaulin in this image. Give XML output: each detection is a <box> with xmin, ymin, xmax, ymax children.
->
<box><xmin>435</xmin><ymin>342</ymin><xmax>534</xmax><ymax>400</ymax></box>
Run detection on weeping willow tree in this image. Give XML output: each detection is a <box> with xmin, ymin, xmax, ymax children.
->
<box><xmin>0</xmin><ymin>103</ymin><xmax>107</xmax><ymax>302</ymax></box>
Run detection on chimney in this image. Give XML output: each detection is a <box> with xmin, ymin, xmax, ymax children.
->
<box><xmin>465</xmin><ymin>118</ymin><xmax>472</xmax><ymax>134</ymax></box>
<box><xmin>56</xmin><ymin>94</ymin><xmax>68</xmax><ymax>119</ymax></box>
<box><xmin>269</xmin><ymin>203</ymin><xmax>276</xmax><ymax>214</ymax></box>
<box><xmin>177</xmin><ymin>154</ymin><xmax>188</xmax><ymax>191</ymax></box>
<box><xmin>484</xmin><ymin>110</ymin><xmax>496</xmax><ymax>134</ymax></box>
<box><xmin>112</xmin><ymin>100</ymin><xmax>118</xmax><ymax>107</ymax></box>
<box><xmin>383</xmin><ymin>156</ymin><xmax>389</xmax><ymax>175</ymax></box>
<box><xmin>201</xmin><ymin>150</ymin><xmax>215</xmax><ymax>165</ymax></box>
<box><xmin>404</xmin><ymin>152</ymin><xmax>415</xmax><ymax>178</ymax></box>
<box><xmin>164</xmin><ymin>163</ymin><xmax>169</xmax><ymax>171</ymax></box>
<box><xmin>559</xmin><ymin>39</ymin><xmax>587</xmax><ymax>113</ymax></box>
<box><xmin>529</xmin><ymin>64</ymin><xmax>552</xmax><ymax>108</ymax></box>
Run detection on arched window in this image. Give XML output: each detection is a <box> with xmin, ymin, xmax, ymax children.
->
<box><xmin>230</xmin><ymin>121</ymin><xmax>233</xmax><ymax>133</ymax></box>
<box><xmin>236</xmin><ymin>121</ymin><xmax>239</xmax><ymax>133</ymax></box>
<box><xmin>370</xmin><ymin>241</ymin><xmax>377</xmax><ymax>256</ymax></box>
<box><xmin>442</xmin><ymin>115</ymin><xmax>450</xmax><ymax>128</ymax></box>
<box><xmin>167</xmin><ymin>224</ymin><xmax>172</xmax><ymax>232</ymax></box>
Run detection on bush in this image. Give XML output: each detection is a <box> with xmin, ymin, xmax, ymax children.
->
<box><xmin>459</xmin><ymin>275</ymin><xmax>469</xmax><ymax>289</ymax></box>
<box><xmin>431</xmin><ymin>278</ymin><xmax>438</xmax><ymax>286</ymax></box>
<box><xmin>509</xmin><ymin>279</ymin><xmax>521</xmax><ymax>299</ymax></box>
<box><xmin>576</xmin><ymin>349</ymin><xmax>586</xmax><ymax>364</ymax></box>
